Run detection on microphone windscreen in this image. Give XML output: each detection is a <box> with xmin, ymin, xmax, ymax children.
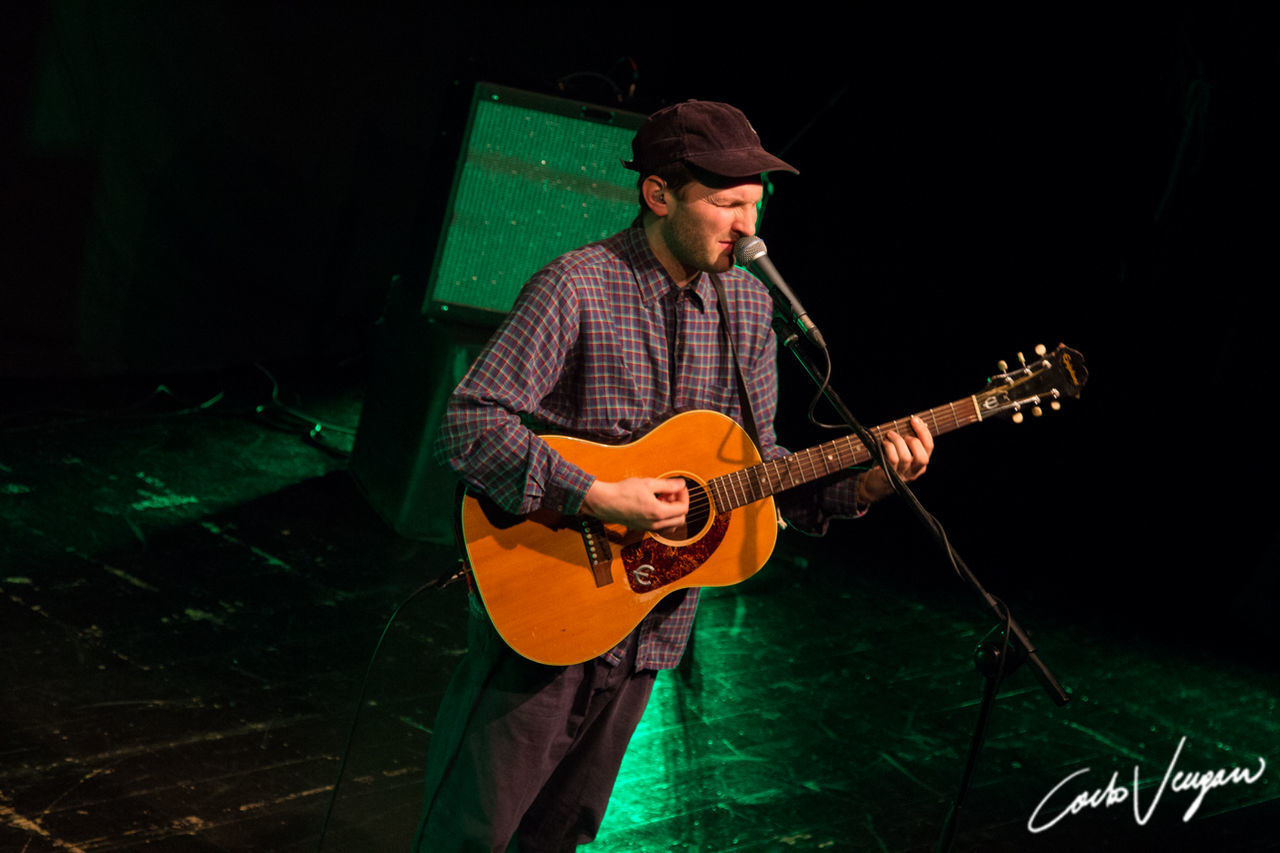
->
<box><xmin>733</xmin><ymin>236</ymin><xmax>768</xmax><ymax>266</ymax></box>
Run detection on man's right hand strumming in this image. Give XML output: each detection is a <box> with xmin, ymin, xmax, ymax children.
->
<box><xmin>581</xmin><ymin>477</ymin><xmax>690</xmax><ymax>534</ymax></box>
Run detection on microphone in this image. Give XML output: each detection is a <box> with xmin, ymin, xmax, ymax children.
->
<box><xmin>733</xmin><ymin>236</ymin><xmax>826</xmax><ymax>350</ymax></box>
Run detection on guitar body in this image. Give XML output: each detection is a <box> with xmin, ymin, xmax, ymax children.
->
<box><xmin>460</xmin><ymin>410</ymin><xmax>778</xmax><ymax>665</ymax></box>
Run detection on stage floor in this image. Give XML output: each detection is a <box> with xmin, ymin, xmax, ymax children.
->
<box><xmin>2</xmin><ymin>368</ymin><xmax>1276</xmax><ymax>852</ymax></box>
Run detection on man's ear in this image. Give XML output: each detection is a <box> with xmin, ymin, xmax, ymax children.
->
<box><xmin>641</xmin><ymin>176</ymin><xmax>669</xmax><ymax>216</ymax></box>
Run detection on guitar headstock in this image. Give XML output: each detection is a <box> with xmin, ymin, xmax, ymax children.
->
<box><xmin>974</xmin><ymin>343</ymin><xmax>1088</xmax><ymax>423</ymax></box>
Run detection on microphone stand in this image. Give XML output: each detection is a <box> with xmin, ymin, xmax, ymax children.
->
<box><xmin>766</xmin><ymin>308</ymin><xmax>1069</xmax><ymax>853</ymax></box>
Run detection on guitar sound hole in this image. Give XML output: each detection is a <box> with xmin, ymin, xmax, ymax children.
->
<box><xmin>685</xmin><ymin>480</ymin><xmax>712</xmax><ymax>530</ymax></box>
<box><xmin>652</xmin><ymin>478</ymin><xmax>711</xmax><ymax>544</ymax></box>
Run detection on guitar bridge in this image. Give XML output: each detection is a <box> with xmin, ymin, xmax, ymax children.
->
<box><xmin>578</xmin><ymin>517</ymin><xmax>614</xmax><ymax>587</ymax></box>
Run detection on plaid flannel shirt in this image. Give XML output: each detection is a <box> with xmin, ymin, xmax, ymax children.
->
<box><xmin>436</xmin><ymin>224</ymin><xmax>863</xmax><ymax>670</ymax></box>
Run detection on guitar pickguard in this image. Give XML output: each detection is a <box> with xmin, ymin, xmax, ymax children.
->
<box><xmin>621</xmin><ymin>512</ymin><xmax>730</xmax><ymax>592</ymax></box>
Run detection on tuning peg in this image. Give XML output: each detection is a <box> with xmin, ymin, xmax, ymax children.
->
<box><xmin>997</xmin><ymin>359</ymin><xmax>1008</xmax><ymax>372</ymax></box>
<box><xmin>1032</xmin><ymin>406</ymin><xmax>1043</xmax><ymax>417</ymax></box>
<box><xmin>1050</xmin><ymin>400</ymin><xmax>1061</xmax><ymax>411</ymax></box>
<box><xmin>1035</xmin><ymin>343</ymin><xmax>1047</xmax><ymax>357</ymax></box>
<box><xmin>1016</xmin><ymin>351</ymin><xmax>1027</xmax><ymax>367</ymax></box>
<box><xmin>1012</xmin><ymin>412</ymin><xmax>1024</xmax><ymax>424</ymax></box>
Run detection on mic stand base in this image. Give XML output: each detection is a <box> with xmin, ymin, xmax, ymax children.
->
<box><xmin>936</xmin><ymin>626</ymin><xmax>1027</xmax><ymax>853</ymax></box>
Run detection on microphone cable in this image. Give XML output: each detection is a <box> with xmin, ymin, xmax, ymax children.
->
<box><xmin>314</xmin><ymin>564</ymin><xmax>466</xmax><ymax>852</ymax></box>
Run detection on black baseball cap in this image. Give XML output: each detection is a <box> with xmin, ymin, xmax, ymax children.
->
<box><xmin>623</xmin><ymin>100</ymin><xmax>798</xmax><ymax>179</ymax></box>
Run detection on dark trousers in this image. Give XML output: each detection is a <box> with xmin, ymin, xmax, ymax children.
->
<box><xmin>413</xmin><ymin>595</ymin><xmax>656</xmax><ymax>852</ymax></box>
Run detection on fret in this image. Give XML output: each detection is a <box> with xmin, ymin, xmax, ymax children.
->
<box><xmin>714</xmin><ymin>474</ymin><xmax>729</xmax><ymax>511</ymax></box>
<box><xmin>755</xmin><ymin>460</ymin><xmax>771</xmax><ymax>497</ymax></box>
<box><xmin>832</xmin><ymin>435</ymin><xmax>853</xmax><ymax>469</ymax></box>
<box><xmin>768</xmin><ymin>458</ymin><xmax>787</xmax><ymax>494</ymax></box>
<box><xmin>710</xmin><ymin>478</ymin><xmax>730</xmax><ymax>513</ymax></box>
<box><xmin>756</xmin><ymin>459</ymin><xmax>772</xmax><ymax>497</ymax></box>
<box><xmin>728</xmin><ymin>470</ymin><xmax>746</xmax><ymax>509</ymax></box>
<box><xmin>746</xmin><ymin>463</ymin><xmax>759</xmax><ymax>500</ymax></box>
<box><xmin>815</xmin><ymin>445</ymin><xmax>834</xmax><ymax>475</ymax></box>
<box><xmin>746</xmin><ymin>465</ymin><xmax>764</xmax><ymax>504</ymax></box>
<box><xmin>819</xmin><ymin>447</ymin><xmax>835</xmax><ymax>476</ymax></box>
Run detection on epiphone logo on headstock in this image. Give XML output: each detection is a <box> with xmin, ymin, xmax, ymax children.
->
<box><xmin>1061</xmin><ymin>351</ymin><xmax>1081</xmax><ymax>387</ymax></box>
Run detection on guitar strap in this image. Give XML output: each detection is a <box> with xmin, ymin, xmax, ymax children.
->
<box><xmin>707</xmin><ymin>271</ymin><xmax>762</xmax><ymax>451</ymax></box>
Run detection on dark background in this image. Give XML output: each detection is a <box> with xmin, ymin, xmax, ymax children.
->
<box><xmin>3</xmin><ymin>3</ymin><xmax>1276</xmax><ymax>642</ymax></box>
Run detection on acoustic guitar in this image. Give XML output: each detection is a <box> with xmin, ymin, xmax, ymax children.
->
<box><xmin>459</xmin><ymin>343</ymin><xmax>1087</xmax><ymax>665</ymax></box>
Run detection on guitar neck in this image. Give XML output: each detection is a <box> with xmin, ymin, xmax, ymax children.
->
<box><xmin>707</xmin><ymin>396</ymin><xmax>983</xmax><ymax>512</ymax></box>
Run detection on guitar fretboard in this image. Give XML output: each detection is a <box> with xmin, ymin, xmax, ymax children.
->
<box><xmin>706</xmin><ymin>397</ymin><xmax>982</xmax><ymax>513</ymax></box>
